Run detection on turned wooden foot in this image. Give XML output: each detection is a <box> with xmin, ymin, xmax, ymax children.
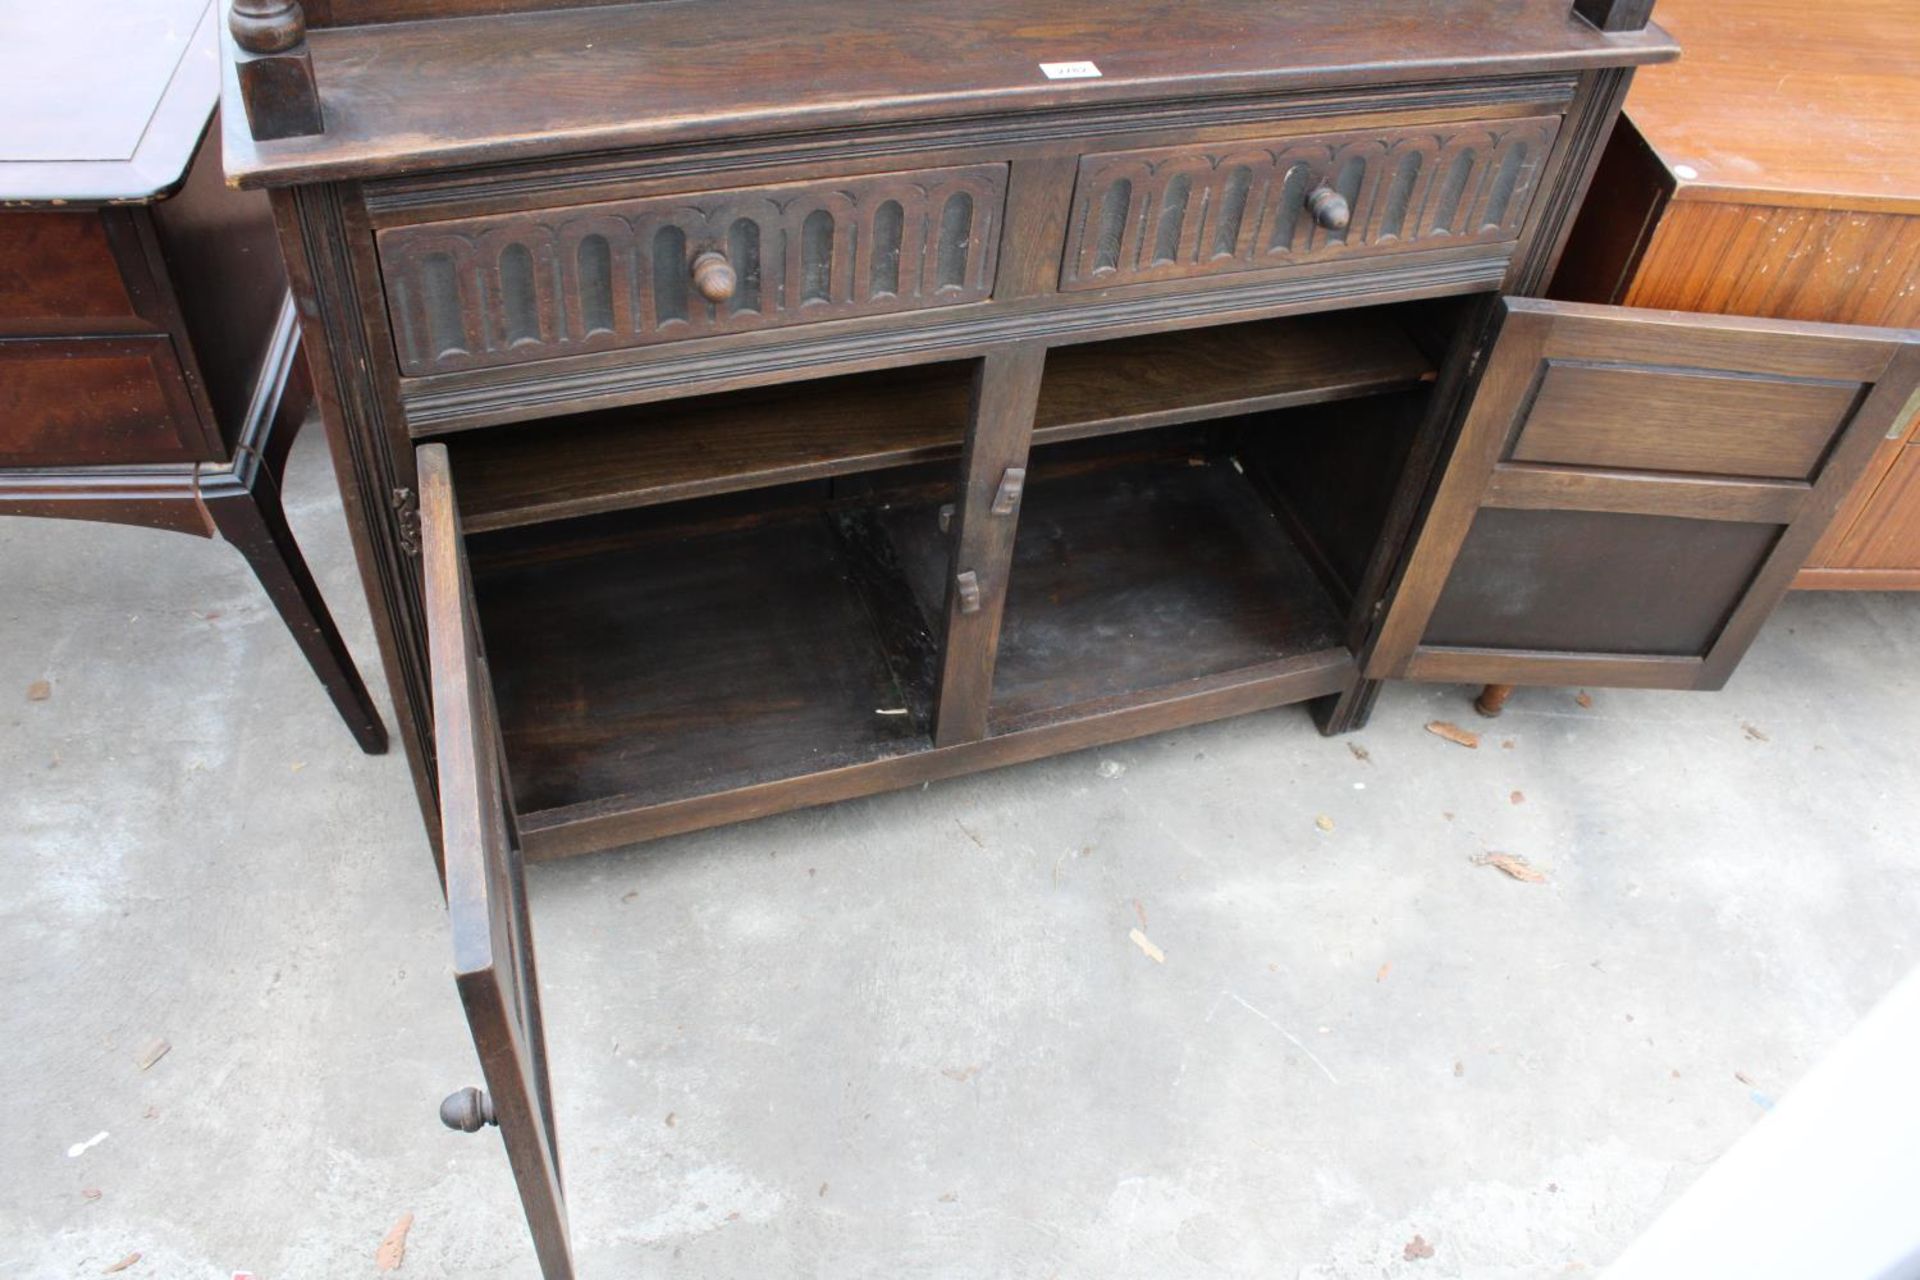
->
<box><xmin>1473</xmin><ymin>683</ymin><xmax>1516</xmax><ymax>718</ymax></box>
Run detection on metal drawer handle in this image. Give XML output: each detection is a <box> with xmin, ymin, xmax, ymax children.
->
<box><xmin>691</xmin><ymin>250</ymin><xmax>738</xmax><ymax>303</ymax></box>
<box><xmin>1306</xmin><ymin>185</ymin><xmax>1351</xmax><ymax>231</ymax></box>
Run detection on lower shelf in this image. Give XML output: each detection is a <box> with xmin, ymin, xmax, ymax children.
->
<box><xmin>513</xmin><ymin>644</ymin><xmax>1354</xmax><ymax>858</ymax></box>
<box><xmin>885</xmin><ymin>446</ymin><xmax>1354</xmax><ymax>733</ymax></box>
<box><xmin>469</xmin><ymin>438</ymin><xmax>1362</xmax><ymax>856</ymax></box>
<box><xmin>998</xmin><ymin>456</ymin><xmax>1352</xmax><ymax>730</ymax></box>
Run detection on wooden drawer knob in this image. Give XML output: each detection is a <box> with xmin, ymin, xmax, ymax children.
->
<box><xmin>1306</xmin><ymin>186</ymin><xmax>1351</xmax><ymax>231</ymax></box>
<box><xmin>440</xmin><ymin>1086</ymin><xmax>497</xmax><ymax>1132</ymax></box>
<box><xmin>691</xmin><ymin>250</ymin><xmax>737</xmax><ymax>303</ymax></box>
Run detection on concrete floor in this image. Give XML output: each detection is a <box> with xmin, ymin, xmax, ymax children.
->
<box><xmin>4</xmin><ymin>425</ymin><xmax>1918</xmax><ymax>1279</ymax></box>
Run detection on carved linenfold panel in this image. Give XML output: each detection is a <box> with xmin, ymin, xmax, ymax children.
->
<box><xmin>1061</xmin><ymin>116</ymin><xmax>1563</xmax><ymax>292</ymax></box>
<box><xmin>377</xmin><ymin>165</ymin><xmax>1008</xmax><ymax>376</ymax></box>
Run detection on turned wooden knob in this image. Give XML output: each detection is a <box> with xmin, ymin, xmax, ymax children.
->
<box><xmin>1306</xmin><ymin>186</ymin><xmax>1350</xmax><ymax>231</ymax></box>
<box><xmin>690</xmin><ymin>251</ymin><xmax>737</xmax><ymax>303</ymax></box>
<box><xmin>440</xmin><ymin>1087</ymin><xmax>497</xmax><ymax>1132</ymax></box>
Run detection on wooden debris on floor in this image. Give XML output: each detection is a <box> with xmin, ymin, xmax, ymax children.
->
<box><xmin>375</xmin><ymin>1211</ymin><xmax>414</xmax><ymax>1271</ymax></box>
<box><xmin>1472</xmin><ymin>852</ymin><xmax>1547</xmax><ymax>883</ymax></box>
<box><xmin>1425</xmin><ymin>721</ymin><xmax>1480</xmax><ymax>749</ymax></box>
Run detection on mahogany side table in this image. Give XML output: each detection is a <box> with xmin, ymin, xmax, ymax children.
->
<box><xmin>0</xmin><ymin>0</ymin><xmax>385</xmax><ymax>752</ymax></box>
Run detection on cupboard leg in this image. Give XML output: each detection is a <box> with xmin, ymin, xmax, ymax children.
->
<box><xmin>1313</xmin><ymin>677</ymin><xmax>1381</xmax><ymax>735</ymax></box>
<box><xmin>1474</xmin><ymin>683</ymin><xmax>1516</xmax><ymax>718</ymax></box>
<box><xmin>207</xmin><ymin>476</ymin><xmax>389</xmax><ymax>754</ymax></box>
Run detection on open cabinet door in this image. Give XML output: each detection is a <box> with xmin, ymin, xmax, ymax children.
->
<box><xmin>418</xmin><ymin>445</ymin><xmax>576</xmax><ymax>1280</ymax></box>
<box><xmin>1368</xmin><ymin>299</ymin><xmax>1920</xmax><ymax>690</ymax></box>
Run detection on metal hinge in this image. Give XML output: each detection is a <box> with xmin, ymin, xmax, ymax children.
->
<box><xmin>1464</xmin><ymin>341</ymin><xmax>1488</xmax><ymax>382</ymax></box>
<box><xmin>393</xmin><ymin>486</ymin><xmax>421</xmax><ymax>556</ymax></box>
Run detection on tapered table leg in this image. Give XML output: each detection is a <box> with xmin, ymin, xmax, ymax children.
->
<box><xmin>207</xmin><ymin>474</ymin><xmax>388</xmax><ymax>754</ymax></box>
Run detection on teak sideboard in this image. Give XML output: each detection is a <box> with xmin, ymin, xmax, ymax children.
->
<box><xmin>1550</xmin><ymin>0</ymin><xmax>1920</xmax><ymax>590</ymax></box>
<box><xmin>220</xmin><ymin>1</ymin><xmax>1920</xmax><ymax>1273</ymax></box>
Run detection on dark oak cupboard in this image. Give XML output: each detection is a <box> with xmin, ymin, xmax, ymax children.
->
<box><xmin>222</xmin><ymin>1</ymin><xmax>1920</xmax><ymax>1272</ymax></box>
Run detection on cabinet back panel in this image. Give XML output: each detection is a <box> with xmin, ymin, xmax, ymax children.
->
<box><xmin>1238</xmin><ymin>390</ymin><xmax>1428</xmax><ymax>598</ymax></box>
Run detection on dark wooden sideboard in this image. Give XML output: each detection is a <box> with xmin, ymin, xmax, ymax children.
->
<box><xmin>220</xmin><ymin>1</ymin><xmax>1920</xmax><ymax>1273</ymax></box>
<box><xmin>0</xmin><ymin>0</ymin><xmax>384</xmax><ymax>752</ymax></box>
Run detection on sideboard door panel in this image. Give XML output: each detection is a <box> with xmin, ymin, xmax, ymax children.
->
<box><xmin>1368</xmin><ymin>298</ymin><xmax>1920</xmax><ymax>689</ymax></box>
<box><xmin>417</xmin><ymin>445</ymin><xmax>575</xmax><ymax>1280</ymax></box>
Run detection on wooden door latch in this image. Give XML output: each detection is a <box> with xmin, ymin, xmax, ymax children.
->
<box><xmin>990</xmin><ymin>467</ymin><xmax>1026</xmax><ymax>516</ymax></box>
<box><xmin>954</xmin><ymin>570</ymin><xmax>983</xmax><ymax>614</ymax></box>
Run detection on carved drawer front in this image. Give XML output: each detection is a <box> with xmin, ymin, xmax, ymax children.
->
<box><xmin>1060</xmin><ymin>115</ymin><xmax>1562</xmax><ymax>292</ymax></box>
<box><xmin>378</xmin><ymin>165</ymin><xmax>1008</xmax><ymax>376</ymax></box>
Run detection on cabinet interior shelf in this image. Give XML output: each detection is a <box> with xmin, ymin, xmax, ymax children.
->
<box><xmin>446</xmin><ymin>309</ymin><xmax>1434</xmax><ymax>533</ymax></box>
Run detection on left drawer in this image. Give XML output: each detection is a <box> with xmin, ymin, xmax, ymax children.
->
<box><xmin>377</xmin><ymin>164</ymin><xmax>1009</xmax><ymax>377</ymax></box>
<box><xmin>0</xmin><ymin>335</ymin><xmax>210</xmax><ymax>466</ymax></box>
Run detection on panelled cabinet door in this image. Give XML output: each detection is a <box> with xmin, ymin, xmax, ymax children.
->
<box><xmin>1368</xmin><ymin>299</ymin><xmax>1920</xmax><ymax>690</ymax></box>
<box><xmin>418</xmin><ymin>445</ymin><xmax>576</xmax><ymax>1280</ymax></box>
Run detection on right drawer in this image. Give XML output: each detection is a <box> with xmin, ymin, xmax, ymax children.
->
<box><xmin>1060</xmin><ymin>115</ymin><xmax>1563</xmax><ymax>292</ymax></box>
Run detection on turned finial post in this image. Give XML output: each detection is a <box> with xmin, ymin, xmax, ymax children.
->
<box><xmin>229</xmin><ymin>0</ymin><xmax>306</xmax><ymax>54</ymax></box>
<box><xmin>229</xmin><ymin>0</ymin><xmax>325</xmax><ymax>141</ymax></box>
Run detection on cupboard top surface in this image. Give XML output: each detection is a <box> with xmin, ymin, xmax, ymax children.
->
<box><xmin>222</xmin><ymin>0</ymin><xmax>1676</xmax><ymax>188</ymax></box>
<box><xmin>1622</xmin><ymin>0</ymin><xmax>1920</xmax><ymax>213</ymax></box>
<box><xmin>0</xmin><ymin>0</ymin><xmax>217</xmax><ymax>204</ymax></box>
